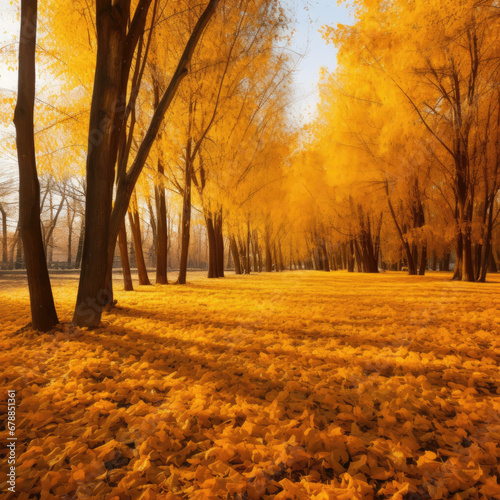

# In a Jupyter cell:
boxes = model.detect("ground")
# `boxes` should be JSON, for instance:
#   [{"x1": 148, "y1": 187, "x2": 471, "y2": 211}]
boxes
[{"x1": 1, "y1": 271, "x2": 500, "y2": 500}]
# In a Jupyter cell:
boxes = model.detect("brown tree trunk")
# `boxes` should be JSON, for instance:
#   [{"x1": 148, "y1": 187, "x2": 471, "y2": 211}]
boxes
[
  {"x1": 67, "y1": 210, "x2": 73, "y2": 266},
  {"x1": 418, "y1": 245, "x2": 427, "y2": 276},
  {"x1": 257, "y1": 237, "x2": 263, "y2": 272},
  {"x1": 230, "y1": 236, "x2": 241, "y2": 274},
  {"x1": 265, "y1": 236, "x2": 272, "y2": 272},
  {"x1": 206, "y1": 213, "x2": 217, "y2": 278},
  {"x1": 252, "y1": 234, "x2": 258, "y2": 272},
  {"x1": 274, "y1": 243, "x2": 280, "y2": 272},
  {"x1": 432, "y1": 251, "x2": 437, "y2": 271},
  {"x1": 321, "y1": 241, "x2": 330, "y2": 272},
  {"x1": 15, "y1": 231, "x2": 24, "y2": 269},
  {"x1": 14, "y1": 0, "x2": 58, "y2": 331},
  {"x1": 238, "y1": 236, "x2": 247, "y2": 273},
  {"x1": 178, "y1": 139, "x2": 193, "y2": 285},
  {"x1": 118, "y1": 219, "x2": 133, "y2": 291},
  {"x1": 246, "y1": 220, "x2": 251, "y2": 274},
  {"x1": 462, "y1": 226, "x2": 474, "y2": 282},
  {"x1": 453, "y1": 232, "x2": 463, "y2": 280},
  {"x1": 214, "y1": 211, "x2": 224, "y2": 277},
  {"x1": 478, "y1": 195, "x2": 495, "y2": 282},
  {"x1": 348, "y1": 239, "x2": 355, "y2": 272},
  {"x1": 147, "y1": 197, "x2": 157, "y2": 267},
  {"x1": 74, "y1": 220, "x2": 84, "y2": 269},
  {"x1": 155, "y1": 160, "x2": 168, "y2": 284},
  {"x1": 278, "y1": 241, "x2": 285, "y2": 271},
  {"x1": 0, "y1": 205, "x2": 8, "y2": 262},
  {"x1": 443, "y1": 252, "x2": 451, "y2": 272},
  {"x1": 73, "y1": 1, "x2": 129, "y2": 326},
  {"x1": 128, "y1": 205, "x2": 151, "y2": 286}
]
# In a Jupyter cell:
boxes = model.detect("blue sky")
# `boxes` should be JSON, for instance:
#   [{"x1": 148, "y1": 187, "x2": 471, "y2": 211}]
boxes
[{"x1": 288, "y1": 0, "x2": 353, "y2": 123}]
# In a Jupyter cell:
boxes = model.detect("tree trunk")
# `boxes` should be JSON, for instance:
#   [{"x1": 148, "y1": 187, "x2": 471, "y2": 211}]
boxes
[
  {"x1": 73, "y1": 1, "x2": 128, "y2": 327},
  {"x1": 453, "y1": 233, "x2": 463, "y2": 280},
  {"x1": 246, "y1": 220, "x2": 251, "y2": 274},
  {"x1": 74, "y1": 220, "x2": 84, "y2": 269},
  {"x1": 75, "y1": 0, "x2": 220, "y2": 327},
  {"x1": 178, "y1": 139, "x2": 193, "y2": 285},
  {"x1": 443, "y1": 252, "x2": 451, "y2": 272},
  {"x1": 354, "y1": 239, "x2": 364, "y2": 272},
  {"x1": 128, "y1": 205, "x2": 151, "y2": 286},
  {"x1": 147, "y1": 197, "x2": 157, "y2": 268},
  {"x1": 265, "y1": 236, "x2": 272, "y2": 272},
  {"x1": 418, "y1": 245, "x2": 427, "y2": 276},
  {"x1": 478, "y1": 195, "x2": 495, "y2": 282},
  {"x1": 118, "y1": 219, "x2": 133, "y2": 291},
  {"x1": 155, "y1": 160, "x2": 168, "y2": 284},
  {"x1": 206, "y1": 213, "x2": 217, "y2": 278},
  {"x1": 432, "y1": 251, "x2": 437, "y2": 271},
  {"x1": 348, "y1": 239, "x2": 355, "y2": 272},
  {"x1": 0, "y1": 205, "x2": 8, "y2": 262},
  {"x1": 226, "y1": 240, "x2": 233, "y2": 270},
  {"x1": 67, "y1": 216, "x2": 73, "y2": 266},
  {"x1": 256, "y1": 232, "x2": 263, "y2": 272},
  {"x1": 278, "y1": 241, "x2": 285, "y2": 271},
  {"x1": 321, "y1": 240, "x2": 330, "y2": 272},
  {"x1": 230, "y1": 236, "x2": 241, "y2": 274},
  {"x1": 238, "y1": 236, "x2": 247, "y2": 273},
  {"x1": 462, "y1": 227, "x2": 474, "y2": 282},
  {"x1": 214, "y1": 211, "x2": 224, "y2": 277},
  {"x1": 252, "y1": 233, "x2": 258, "y2": 272},
  {"x1": 14, "y1": 0, "x2": 58, "y2": 331},
  {"x1": 15, "y1": 232, "x2": 23, "y2": 269}
]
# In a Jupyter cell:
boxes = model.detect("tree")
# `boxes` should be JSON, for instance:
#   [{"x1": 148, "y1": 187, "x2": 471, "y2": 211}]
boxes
[
  {"x1": 73, "y1": 0, "x2": 220, "y2": 326},
  {"x1": 13, "y1": 0, "x2": 59, "y2": 331}
]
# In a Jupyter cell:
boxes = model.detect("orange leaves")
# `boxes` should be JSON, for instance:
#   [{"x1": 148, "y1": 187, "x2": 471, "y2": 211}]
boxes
[{"x1": 1, "y1": 272, "x2": 500, "y2": 498}]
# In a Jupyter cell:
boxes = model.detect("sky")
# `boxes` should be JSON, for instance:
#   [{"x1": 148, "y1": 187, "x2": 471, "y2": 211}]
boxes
[
  {"x1": 288, "y1": 0, "x2": 353, "y2": 123},
  {"x1": 0, "y1": 0, "x2": 19, "y2": 180}
]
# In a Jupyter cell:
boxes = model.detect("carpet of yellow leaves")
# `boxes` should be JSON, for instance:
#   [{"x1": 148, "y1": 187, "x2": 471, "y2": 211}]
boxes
[{"x1": 1, "y1": 271, "x2": 500, "y2": 500}]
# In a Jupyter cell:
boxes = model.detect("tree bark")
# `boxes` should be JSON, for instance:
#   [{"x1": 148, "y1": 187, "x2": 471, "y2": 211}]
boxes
[
  {"x1": 418, "y1": 245, "x2": 427, "y2": 276},
  {"x1": 118, "y1": 219, "x2": 133, "y2": 291},
  {"x1": 206, "y1": 213, "x2": 217, "y2": 278},
  {"x1": 214, "y1": 211, "x2": 224, "y2": 277},
  {"x1": 14, "y1": 0, "x2": 58, "y2": 331},
  {"x1": 74, "y1": 220, "x2": 84, "y2": 269},
  {"x1": 73, "y1": 0, "x2": 130, "y2": 326},
  {"x1": 0, "y1": 205, "x2": 8, "y2": 263},
  {"x1": 453, "y1": 232, "x2": 463, "y2": 280},
  {"x1": 128, "y1": 204, "x2": 151, "y2": 286},
  {"x1": 230, "y1": 236, "x2": 241, "y2": 274},
  {"x1": 265, "y1": 236, "x2": 272, "y2": 272},
  {"x1": 178, "y1": 137, "x2": 193, "y2": 285},
  {"x1": 246, "y1": 220, "x2": 251, "y2": 274},
  {"x1": 155, "y1": 161, "x2": 168, "y2": 284}
]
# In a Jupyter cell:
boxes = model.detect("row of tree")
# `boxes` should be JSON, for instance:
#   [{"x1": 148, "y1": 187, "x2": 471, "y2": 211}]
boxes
[
  {"x1": 299, "y1": 0, "x2": 500, "y2": 282},
  {"x1": 2, "y1": 0, "x2": 500, "y2": 333},
  {"x1": 1, "y1": 0, "x2": 299, "y2": 330}
]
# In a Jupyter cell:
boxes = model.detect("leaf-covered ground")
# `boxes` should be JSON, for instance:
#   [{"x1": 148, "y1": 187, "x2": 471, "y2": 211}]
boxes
[{"x1": 1, "y1": 271, "x2": 500, "y2": 500}]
